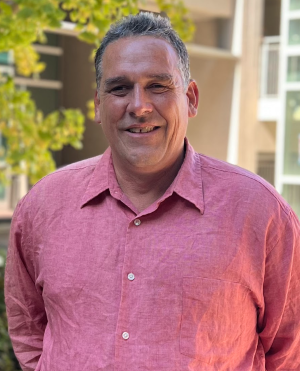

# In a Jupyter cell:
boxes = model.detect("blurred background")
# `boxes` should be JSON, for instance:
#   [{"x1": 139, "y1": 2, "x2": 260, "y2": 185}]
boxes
[{"x1": 0, "y1": 0, "x2": 299, "y2": 368}]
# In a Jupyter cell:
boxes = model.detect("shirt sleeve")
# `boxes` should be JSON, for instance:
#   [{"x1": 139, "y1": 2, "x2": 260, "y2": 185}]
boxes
[
  {"x1": 259, "y1": 209, "x2": 300, "y2": 370},
  {"x1": 5, "y1": 200, "x2": 47, "y2": 371}
]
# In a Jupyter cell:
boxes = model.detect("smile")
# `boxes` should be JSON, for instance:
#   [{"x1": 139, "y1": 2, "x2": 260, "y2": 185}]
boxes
[{"x1": 127, "y1": 126, "x2": 158, "y2": 133}]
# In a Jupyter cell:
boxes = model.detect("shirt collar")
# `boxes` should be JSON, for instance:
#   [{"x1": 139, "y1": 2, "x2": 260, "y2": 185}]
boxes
[
  {"x1": 172, "y1": 138, "x2": 204, "y2": 214},
  {"x1": 81, "y1": 138, "x2": 205, "y2": 214},
  {"x1": 80, "y1": 147, "x2": 111, "y2": 208}
]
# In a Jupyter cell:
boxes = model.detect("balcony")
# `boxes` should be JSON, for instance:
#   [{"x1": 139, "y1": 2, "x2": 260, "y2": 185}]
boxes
[
  {"x1": 143, "y1": 0, "x2": 234, "y2": 19},
  {"x1": 258, "y1": 36, "x2": 280, "y2": 122}
]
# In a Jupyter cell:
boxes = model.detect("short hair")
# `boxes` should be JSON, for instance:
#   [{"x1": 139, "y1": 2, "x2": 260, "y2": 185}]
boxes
[{"x1": 94, "y1": 12, "x2": 190, "y2": 90}]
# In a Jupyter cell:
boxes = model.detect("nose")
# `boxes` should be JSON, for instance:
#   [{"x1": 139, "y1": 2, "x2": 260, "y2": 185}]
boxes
[{"x1": 127, "y1": 84, "x2": 153, "y2": 117}]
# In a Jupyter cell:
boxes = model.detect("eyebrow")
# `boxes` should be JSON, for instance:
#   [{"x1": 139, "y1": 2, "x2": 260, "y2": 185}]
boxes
[
  {"x1": 104, "y1": 73, "x2": 175, "y2": 89},
  {"x1": 104, "y1": 76, "x2": 128, "y2": 88},
  {"x1": 147, "y1": 73, "x2": 174, "y2": 82}
]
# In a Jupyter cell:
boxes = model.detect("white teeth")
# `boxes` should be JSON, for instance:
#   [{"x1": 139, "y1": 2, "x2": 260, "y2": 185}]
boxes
[{"x1": 128, "y1": 126, "x2": 156, "y2": 133}]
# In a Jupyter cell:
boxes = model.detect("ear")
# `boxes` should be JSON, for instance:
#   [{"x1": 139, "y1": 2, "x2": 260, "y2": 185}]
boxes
[
  {"x1": 186, "y1": 80, "x2": 199, "y2": 118},
  {"x1": 94, "y1": 90, "x2": 101, "y2": 123}
]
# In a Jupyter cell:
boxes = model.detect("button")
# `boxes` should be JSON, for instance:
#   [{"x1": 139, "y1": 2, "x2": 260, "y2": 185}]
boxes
[
  {"x1": 128, "y1": 273, "x2": 135, "y2": 281},
  {"x1": 134, "y1": 219, "x2": 141, "y2": 226},
  {"x1": 122, "y1": 332, "x2": 129, "y2": 340}
]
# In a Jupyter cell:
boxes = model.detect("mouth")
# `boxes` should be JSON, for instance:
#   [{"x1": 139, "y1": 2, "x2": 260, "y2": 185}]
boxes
[{"x1": 127, "y1": 126, "x2": 159, "y2": 133}]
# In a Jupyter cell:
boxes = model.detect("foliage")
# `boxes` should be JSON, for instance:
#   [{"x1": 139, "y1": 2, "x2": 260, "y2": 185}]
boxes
[
  {"x1": 0, "y1": 76, "x2": 84, "y2": 184},
  {"x1": 0, "y1": 250, "x2": 21, "y2": 371},
  {"x1": 0, "y1": 0, "x2": 194, "y2": 184},
  {"x1": 155, "y1": 0, "x2": 194, "y2": 42}
]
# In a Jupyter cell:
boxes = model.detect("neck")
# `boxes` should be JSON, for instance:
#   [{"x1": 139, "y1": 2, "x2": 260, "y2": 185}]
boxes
[{"x1": 112, "y1": 151, "x2": 185, "y2": 213}]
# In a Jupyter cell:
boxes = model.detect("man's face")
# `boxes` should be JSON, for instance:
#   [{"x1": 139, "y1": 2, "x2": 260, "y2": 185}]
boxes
[{"x1": 95, "y1": 36, "x2": 198, "y2": 173}]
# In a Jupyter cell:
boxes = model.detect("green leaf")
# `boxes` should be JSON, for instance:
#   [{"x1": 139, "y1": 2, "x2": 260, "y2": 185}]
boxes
[
  {"x1": 41, "y1": 3, "x2": 56, "y2": 14},
  {"x1": 0, "y1": 2, "x2": 13, "y2": 15},
  {"x1": 78, "y1": 31, "x2": 98, "y2": 44},
  {"x1": 17, "y1": 7, "x2": 35, "y2": 19}
]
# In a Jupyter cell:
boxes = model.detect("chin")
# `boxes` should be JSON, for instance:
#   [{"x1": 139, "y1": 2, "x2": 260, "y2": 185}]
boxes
[{"x1": 127, "y1": 153, "x2": 162, "y2": 169}]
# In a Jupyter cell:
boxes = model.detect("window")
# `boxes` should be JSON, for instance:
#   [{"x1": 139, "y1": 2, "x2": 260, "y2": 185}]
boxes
[
  {"x1": 289, "y1": 19, "x2": 300, "y2": 45},
  {"x1": 287, "y1": 56, "x2": 300, "y2": 81},
  {"x1": 284, "y1": 91, "x2": 300, "y2": 175},
  {"x1": 0, "y1": 52, "x2": 9, "y2": 65},
  {"x1": 256, "y1": 153, "x2": 275, "y2": 186},
  {"x1": 290, "y1": 0, "x2": 300, "y2": 11}
]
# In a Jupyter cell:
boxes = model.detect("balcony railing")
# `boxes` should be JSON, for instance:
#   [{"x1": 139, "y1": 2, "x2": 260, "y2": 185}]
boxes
[{"x1": 260, "y1": 36, "x2": 280, "y2": 98}]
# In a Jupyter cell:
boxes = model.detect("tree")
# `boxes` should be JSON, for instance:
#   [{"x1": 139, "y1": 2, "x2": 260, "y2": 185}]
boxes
[{"x1": 0, "y1": 0, "x2": 194, "y2": 185}]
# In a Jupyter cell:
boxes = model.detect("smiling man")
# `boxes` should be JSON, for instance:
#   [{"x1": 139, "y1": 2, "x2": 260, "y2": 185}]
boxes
[
  {"x1": 94, "y1": 34, "x2": 198, "y2": 211},
  {"x1": 5, "y1": 12, "x2": 300, "y2": 371}
]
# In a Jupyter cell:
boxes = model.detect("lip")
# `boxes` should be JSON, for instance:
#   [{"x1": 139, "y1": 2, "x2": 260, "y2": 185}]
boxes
[
  {"x1": 125, "y1": 123, "x2": 159, "y2": 130},
  {"x1": 123, "y1": 126, "x2": 161, "y2": 139},
  {"x1": 123, "y1": 124, "x2": 160, "y2": 135}
]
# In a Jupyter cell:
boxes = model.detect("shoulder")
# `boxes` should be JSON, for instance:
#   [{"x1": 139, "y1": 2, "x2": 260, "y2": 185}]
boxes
[
  {"x1": 197, "y1": 153, "x2": 291, "y2": 217},
  {"x1": 34, "y1": 155, "x2": 102, "y2": 193},
  {"x1": 195, "y1": 153, "x2": 298, "y2": 253},
  {"x1": 16, "y1": 155, "x2": 103, "y2": 216},
  {"x1": 39, "y1": 155, "x2": 101, "y2": 180}
]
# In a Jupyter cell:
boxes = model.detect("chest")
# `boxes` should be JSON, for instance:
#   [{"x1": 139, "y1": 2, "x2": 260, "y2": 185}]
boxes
[{"x1": 34, "y1": 195, "x2": 265, "y2": 304}]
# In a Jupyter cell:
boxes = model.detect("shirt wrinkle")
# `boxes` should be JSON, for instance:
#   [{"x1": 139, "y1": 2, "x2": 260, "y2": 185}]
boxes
[{"x1": 265, "y1": 214, "x2": 291, "y2": 256}]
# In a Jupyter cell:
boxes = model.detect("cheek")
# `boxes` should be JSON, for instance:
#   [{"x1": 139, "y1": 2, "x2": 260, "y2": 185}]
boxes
[
  {"x1": 154, "y1": 98, "x2": 178, "y2": 122},
  {"x1": 100, "y1": 108, "x2": 120, "y2": 133},
  {"x1": 171, "y1": 107, "x2": 189, "y2": 140},
  {"x1": 100, "y1": 95, "x2": 125, "y2": 118}
]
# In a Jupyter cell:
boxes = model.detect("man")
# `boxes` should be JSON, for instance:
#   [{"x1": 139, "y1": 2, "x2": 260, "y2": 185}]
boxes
[{"x1": 5, "y1": 12, "x2": 300, "y2": 371}]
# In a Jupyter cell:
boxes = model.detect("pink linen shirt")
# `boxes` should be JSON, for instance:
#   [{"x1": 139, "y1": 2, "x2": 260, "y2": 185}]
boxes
[{"x1": 5, "y1": 140, "x2": 300, "y2": 371}]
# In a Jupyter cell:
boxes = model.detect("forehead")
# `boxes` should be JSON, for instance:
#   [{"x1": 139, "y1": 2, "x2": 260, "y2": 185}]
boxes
[{"x1": 101, "y1": 36, "x2": 181, "y2": 81}]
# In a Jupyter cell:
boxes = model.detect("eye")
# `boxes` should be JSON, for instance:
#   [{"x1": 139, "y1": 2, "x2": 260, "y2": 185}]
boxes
[
  {"x1": 110, "y1": 86, "x2": 130, "y2": 96},
  {"x1": 149, "y1": 83, "x2": 169, "y2": 93}
]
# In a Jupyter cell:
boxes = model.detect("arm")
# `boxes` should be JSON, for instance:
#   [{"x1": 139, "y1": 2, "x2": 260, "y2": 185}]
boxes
[
  {"x1": 259, "y1": 210, "x2": 300, "y2": 370},
  {"x1": 5, "y1": 200, "x2": 47, "y2": 371}
]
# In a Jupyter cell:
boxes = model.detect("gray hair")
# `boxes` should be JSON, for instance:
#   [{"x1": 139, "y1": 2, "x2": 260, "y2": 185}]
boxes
[{"x1": 94, "y1": 12, "x2": 190, "y2": 90}]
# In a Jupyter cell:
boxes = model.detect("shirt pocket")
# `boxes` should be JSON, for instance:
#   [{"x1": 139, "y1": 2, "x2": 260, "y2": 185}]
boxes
[{"x1": 180, "y1": 276, "x2": 257, "y2": 364}]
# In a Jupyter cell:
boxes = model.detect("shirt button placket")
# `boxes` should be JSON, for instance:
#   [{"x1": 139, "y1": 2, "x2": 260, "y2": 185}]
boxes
[
  {"x1": 127, "y1": 273, "x2": 135, "y2": 281},
  {"x1": 134, "y1": 219, "x2": 141, "y2": 226},
  {"x1": 115, "y1": 217, "x2": 142, "y2": 366},
  {"x1": 122, "y1": 331, "x2": 129, "y2": 340}
]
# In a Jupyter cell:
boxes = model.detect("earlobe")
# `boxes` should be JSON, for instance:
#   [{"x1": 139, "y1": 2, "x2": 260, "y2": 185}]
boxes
[
  {"x1": 187, "y1": 80, "x2": 199, "y2": 118},
  {"x1": 94, "y1": 90, "x2": 101, "y2": 123},
  {"x1": 189, "y1": 102, "x2": 197, "y2": 117}
]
